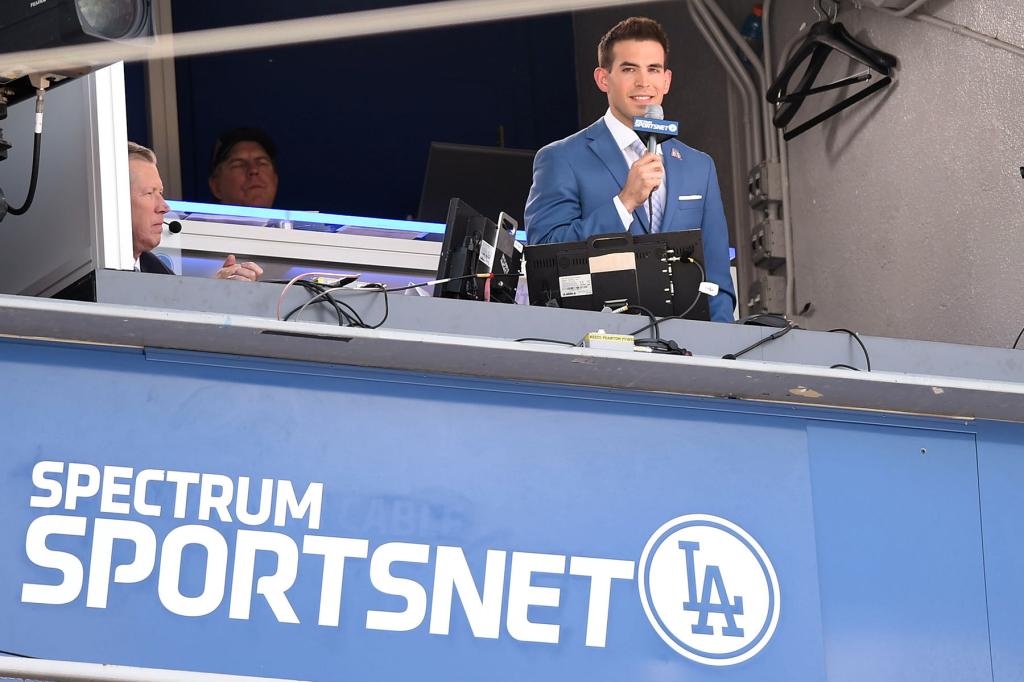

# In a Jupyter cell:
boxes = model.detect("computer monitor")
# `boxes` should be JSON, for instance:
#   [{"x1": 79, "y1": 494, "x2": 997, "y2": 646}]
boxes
[
  {"x1": 433, "y1": 198, "x2": 522, "y2": 303},
  {"x1": 417, "y1": 143, "x2": 536, "y2": 224},
  {"x1": 523, "y1": 231, "x2": 711, "y2": 320}
]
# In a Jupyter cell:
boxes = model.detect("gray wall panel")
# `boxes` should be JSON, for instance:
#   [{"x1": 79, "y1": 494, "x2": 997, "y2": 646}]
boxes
[
  {"x1": 0, "y1": 78, "x2": 96, "y2": 295},
  {"x1": 770, "y1": 0, "x2": 1024, "y2": 347}
]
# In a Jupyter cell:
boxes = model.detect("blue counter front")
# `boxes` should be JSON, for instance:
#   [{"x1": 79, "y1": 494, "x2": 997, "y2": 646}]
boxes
[{"x1": 0, "y1": 333, "x2": 1018, "y2": 681}]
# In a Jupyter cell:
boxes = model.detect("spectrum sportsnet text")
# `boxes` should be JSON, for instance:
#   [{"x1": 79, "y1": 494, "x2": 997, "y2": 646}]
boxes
[{"x1": 21, "y1": 460, "x2": 779, "y2": 663}]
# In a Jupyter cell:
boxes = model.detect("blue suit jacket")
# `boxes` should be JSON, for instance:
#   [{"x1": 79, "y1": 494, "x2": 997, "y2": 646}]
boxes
[{"x1": 524, "y1": 118, "x2": 735, "y2": 322}]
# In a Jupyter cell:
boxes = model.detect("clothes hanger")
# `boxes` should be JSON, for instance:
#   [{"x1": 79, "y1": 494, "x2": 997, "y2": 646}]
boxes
[{"x1": 766, "y1": 0, "x2": 898, "y2": 140}]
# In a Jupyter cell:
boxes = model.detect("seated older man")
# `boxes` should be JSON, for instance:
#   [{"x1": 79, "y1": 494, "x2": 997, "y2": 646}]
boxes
[{"x1": 129, "y1": 141, "x2": 263, "y2": 280}]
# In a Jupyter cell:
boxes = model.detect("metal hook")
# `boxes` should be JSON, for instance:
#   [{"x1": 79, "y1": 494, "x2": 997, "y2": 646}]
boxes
[
  {"x1": 812, "y1": 0, "x2": 825, "y2": 21},
  {"x1": 827, "y1": 0, "x2": 840, "y2": 22},
  {"x1": 815, "y1": 0, "x2": 840, "y2": 22}
]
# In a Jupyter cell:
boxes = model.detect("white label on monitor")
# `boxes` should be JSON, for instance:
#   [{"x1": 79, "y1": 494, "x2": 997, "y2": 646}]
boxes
[
  {"x1": 559, "y1": 274, "x2": 593, "y2": 298},
  {"x1": 478, "y1": 240, "x2": 496, "y2": 270}
]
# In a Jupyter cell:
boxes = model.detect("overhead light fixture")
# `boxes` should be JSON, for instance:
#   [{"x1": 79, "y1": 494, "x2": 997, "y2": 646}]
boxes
[
  {"x1": 0, "y1": 0, "x2": 153, "y2": 221},
  {"x1": 0, "y1": 0, "x2": 154, "y2": 105}
]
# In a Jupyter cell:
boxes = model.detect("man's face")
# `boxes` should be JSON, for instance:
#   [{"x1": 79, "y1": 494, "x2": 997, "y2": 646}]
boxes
[
  {"x1": 129, "y1": 158, "x2": 169, "y2": 259},
  {"x1": 594, "y1": 39, "x2": 672, "y2": 127},
  {"x1": 208, "y1": 141, "x2": 279, "y2": 208}
]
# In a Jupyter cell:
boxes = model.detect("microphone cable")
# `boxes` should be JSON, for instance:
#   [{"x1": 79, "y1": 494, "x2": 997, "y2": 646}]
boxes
[{"x1": 3, "y1": 80, "x2": 51, "y2": 221}]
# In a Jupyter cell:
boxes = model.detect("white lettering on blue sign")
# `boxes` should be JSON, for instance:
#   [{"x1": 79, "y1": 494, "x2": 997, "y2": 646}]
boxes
[
  {"x1": 21, "y1": 461, "x2": 778, "y2": 665},
  {"x1": 632, "y1": 117, "x2": 680, "y2": 135}
]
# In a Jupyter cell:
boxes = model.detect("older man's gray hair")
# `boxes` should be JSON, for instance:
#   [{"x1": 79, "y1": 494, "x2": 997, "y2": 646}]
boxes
[{"x1": 127, "y1": 141, "x2": 157, "y2": 164}]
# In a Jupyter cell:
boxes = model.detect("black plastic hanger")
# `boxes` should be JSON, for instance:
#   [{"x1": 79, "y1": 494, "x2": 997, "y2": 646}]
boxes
[{"x1": 767, "y1": 20, "x2": 898, "y2": 140}]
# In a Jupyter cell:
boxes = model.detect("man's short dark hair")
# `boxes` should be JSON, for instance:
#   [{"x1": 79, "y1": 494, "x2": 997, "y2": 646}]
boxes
[
  {"x1": 597, "y1": 17, "x2": 670, "y2": 70},
  {"x1": 208, "y1": 127, "x2": 277, "y2": 178}
]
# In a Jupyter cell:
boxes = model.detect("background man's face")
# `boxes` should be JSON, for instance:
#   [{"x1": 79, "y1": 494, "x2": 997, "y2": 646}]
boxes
[
  {"x1": 129, "y1": 159, "x2": 169, "y2": 258},
  {"x1": 209, "y1": 141, "x2": 279, "y2": 208},
  {"x1": 594, "y1": 39, "x2": 672, "y2": 127}
]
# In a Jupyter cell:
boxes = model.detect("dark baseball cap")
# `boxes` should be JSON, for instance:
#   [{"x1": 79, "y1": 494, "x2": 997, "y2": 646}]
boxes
[{"x1": 209, "y1": 128, "x2": 278, "y2": 177}]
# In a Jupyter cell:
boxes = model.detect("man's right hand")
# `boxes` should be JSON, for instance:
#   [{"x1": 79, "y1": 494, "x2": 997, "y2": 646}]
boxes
[{"x1": 618, "y1": 153, "x2": 664, "y2": 213}]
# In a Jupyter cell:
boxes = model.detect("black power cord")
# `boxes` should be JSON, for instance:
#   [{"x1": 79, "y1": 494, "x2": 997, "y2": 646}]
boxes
[
  {"x1": 2, "y1": 82, "x2": 49, "y2": 222},
  {"x1": 722, "y1": 323, "x2": 798, "y2": 360},
  {"x1": 829, "y1": 328, "x2": 871, "y2": 371},
  {"x1": 635, "y1": 338, "x2": 693, "y2": 355},
  {"x1": 625, "y1": 259, "x2": 711, "y2": 339},
  {"x1": 515, "y1": 337, "x2": 579, "y2": 347},
  {"x1": 1012, "y1": 326, "x2": 1024, "y2": 350},
  {"x1": 281, "y1": 274, "x2": 511, "y2": 330},
  {"x1": 623, "y1": 304, "x2": 660, "y2": 339},
  {"x1": 282, "y1": 280, "x2": 366, "y2": 327}
]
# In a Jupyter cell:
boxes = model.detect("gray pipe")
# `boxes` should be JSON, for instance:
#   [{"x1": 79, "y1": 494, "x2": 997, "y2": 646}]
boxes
[
  {"x1": 696, "y1": 0, "x2": 777, "y2": 162},
  {"x1": 688, "y1": 0, "x2": 764, "y2": 165},
  {"x1": 762, "y1": 0, "x2": 795, "y2": 317},
  {"x1": 686, "y1": 0, "x2": 759, "y2": 169}
]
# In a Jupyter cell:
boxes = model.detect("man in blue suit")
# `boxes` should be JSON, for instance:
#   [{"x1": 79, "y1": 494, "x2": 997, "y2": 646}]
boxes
[{"x1": 525, "y1": 17, "x2": 736, "y2": 322}]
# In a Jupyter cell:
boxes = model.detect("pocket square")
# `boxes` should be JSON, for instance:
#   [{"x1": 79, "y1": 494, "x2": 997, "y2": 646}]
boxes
[{"x1": 678, "y1": 194, "x2": 703, "y2": 201}]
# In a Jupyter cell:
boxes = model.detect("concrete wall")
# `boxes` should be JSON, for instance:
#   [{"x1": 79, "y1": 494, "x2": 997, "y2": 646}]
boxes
[{"x1": 769, "y1": 0, "x2": 1023, "y2": 347}]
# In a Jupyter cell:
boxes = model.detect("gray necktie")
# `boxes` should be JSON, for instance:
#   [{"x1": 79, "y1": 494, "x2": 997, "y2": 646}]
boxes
[{"x1": 630, "y1": 139, "x2": 665, "y2": 233}]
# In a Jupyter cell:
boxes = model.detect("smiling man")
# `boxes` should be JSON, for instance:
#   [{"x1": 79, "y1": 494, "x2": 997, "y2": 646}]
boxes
[
  {"x1": 208, "y1": 128, "x2": 279, "y2": 208},
  {"x1": 524, "y1": 16, "x2": 735, "y2": 322}
]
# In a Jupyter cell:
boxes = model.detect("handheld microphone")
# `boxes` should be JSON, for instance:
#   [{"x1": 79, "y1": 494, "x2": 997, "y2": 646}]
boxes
[
  {"x1": 164, "y1": 219, "x2": 182, "y2": 234},
  {"x1": 639, "y1": 104, "x2": 666, "y2": 231},
  {"x1": 643, "y1": 104, "x2": 663, "y2": 154},
  {"x1": 632, "y1": 104, "x2": 679, "y2": 150}
]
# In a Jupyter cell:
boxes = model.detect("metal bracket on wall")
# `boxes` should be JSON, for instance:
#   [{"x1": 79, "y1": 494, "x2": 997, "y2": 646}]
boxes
[
  {"x1": 748, "y1": 272, "x2": 788, "y2": 314},
  {"x1": 751, "y1": 218, "x2": 786, "y2": 271},
  {"x1": 748, "y1": 160, "x2": 783, "y2": 209}
]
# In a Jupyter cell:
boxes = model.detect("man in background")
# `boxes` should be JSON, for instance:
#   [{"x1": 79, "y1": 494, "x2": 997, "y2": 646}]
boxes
[
  {"x1": 129, "y1": 141, "x2": 263, "y2": 281},
  {"x1": 208, "y1": 128, "x2": 279, "y2": 208}
]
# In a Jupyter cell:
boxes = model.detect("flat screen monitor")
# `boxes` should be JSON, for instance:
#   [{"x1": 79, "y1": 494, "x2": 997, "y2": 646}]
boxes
[
  {"x1": 433, "y1": 198, "x2": 522, "y2": 303},
  {"x1": 523, "y1": 231, "x2": 711, "y2": 320},
  {"x1": 417, "y1": 143, "x2": 535, "y2": 224}
]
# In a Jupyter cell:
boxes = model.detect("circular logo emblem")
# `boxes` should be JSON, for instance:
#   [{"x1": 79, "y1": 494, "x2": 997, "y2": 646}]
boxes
[
  {"x1": 638, "y1": 515, "x2": 780, "y2": 666},
  {"x1": 668, "y1": 123, "x2": 679, "y2": 133}
]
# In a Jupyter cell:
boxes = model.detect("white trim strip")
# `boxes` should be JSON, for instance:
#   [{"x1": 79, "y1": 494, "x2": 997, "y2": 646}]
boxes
[{"x1": 0, "y1": 657, "x2": 309, "y2": 682}]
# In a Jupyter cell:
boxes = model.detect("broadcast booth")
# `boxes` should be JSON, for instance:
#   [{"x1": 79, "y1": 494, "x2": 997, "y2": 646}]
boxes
[{"x1": 0, "y1": 4, "x2": 1023, "y2": 682}]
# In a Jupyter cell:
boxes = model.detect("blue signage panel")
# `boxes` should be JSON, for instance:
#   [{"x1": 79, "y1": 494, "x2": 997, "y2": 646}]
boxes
[
  {"x1": 975, "y1": 421, "x2": 1024, "y2": 682},
  {"x1": 806, "y1": 423, "x2": 992, "y2": 681},
  {"x1": 0, "y1": 340, "x2": 827, "y2": 680}
]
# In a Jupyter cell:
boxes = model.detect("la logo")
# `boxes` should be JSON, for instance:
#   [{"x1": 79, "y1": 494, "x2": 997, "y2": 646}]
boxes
[
  {"x1": 639, "y1": 515, "x2": 781, "y2": 666},
  {"x1": 679, "y1": 540, "x2": 745, "y2": 637}
]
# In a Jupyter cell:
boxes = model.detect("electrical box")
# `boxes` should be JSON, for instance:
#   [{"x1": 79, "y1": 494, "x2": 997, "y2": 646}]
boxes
[
  {"x1": 748, "y1": 161, "x2": 783, "y2": 209},
  {"x1": 751, "y1": 218, "x2": 786, "y2": 271},
  {"x1": 748, "y1": 273, "x2": 787, "y2": 314}
]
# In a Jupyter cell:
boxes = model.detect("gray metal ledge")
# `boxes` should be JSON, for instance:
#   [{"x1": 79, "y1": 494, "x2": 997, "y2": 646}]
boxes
[{"x1": 2, "y1": 292, "x2": 1023, "y2": 423}]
